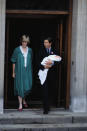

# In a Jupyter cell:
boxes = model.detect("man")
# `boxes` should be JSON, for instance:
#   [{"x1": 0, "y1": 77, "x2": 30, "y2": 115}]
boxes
[{"x1": 37, "y1": 37, "x2": 58, "y2": 114}]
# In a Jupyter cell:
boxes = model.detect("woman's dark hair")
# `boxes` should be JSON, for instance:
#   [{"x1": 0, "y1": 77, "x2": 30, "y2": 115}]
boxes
[{"x1": 44, "y1": 37, "x2": 53, "y2": 44}]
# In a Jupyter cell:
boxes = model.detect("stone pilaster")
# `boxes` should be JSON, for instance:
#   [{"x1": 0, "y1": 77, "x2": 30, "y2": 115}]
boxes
[
  {"x1": 70, "y1": 0, "x2": 87, "y2": 112},
  {"x1": 0, "y1": 0, "x2": 6, "y2": 113}
]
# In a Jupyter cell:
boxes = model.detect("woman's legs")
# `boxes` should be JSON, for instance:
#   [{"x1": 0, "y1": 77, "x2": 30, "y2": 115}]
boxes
[
  {"x1": 23, "y1": 97, "x2": 28, "y2": 108},
  {"x1": 18, "y1": 96, "x2": 22, "y2": 109},
  {"x1": 18, "y1": 96, "x2": 28, "y2": 110},
  {"x1": 23, "y1": 98, "x2": 27, "y2": 105}
]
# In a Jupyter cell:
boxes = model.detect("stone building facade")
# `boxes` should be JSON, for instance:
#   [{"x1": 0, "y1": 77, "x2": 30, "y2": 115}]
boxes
[{"x1": 0, "y1": 0, "x2": 87, "y2": 113}]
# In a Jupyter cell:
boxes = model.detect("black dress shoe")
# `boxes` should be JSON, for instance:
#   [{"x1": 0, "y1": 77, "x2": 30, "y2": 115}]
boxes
[
  {"x1": 43, "y1": 110, "x2": 49, "y2": 114},
  {"x1": 48, "y1": 108, "x2": 50, "y2": 112}
]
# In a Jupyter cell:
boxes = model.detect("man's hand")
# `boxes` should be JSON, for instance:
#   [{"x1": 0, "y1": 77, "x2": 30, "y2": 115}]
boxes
[
  {"x1": 45, "y1": 59, "x2": 53, "y2": 65},
  {"x1": 44, "y1": 64, "x2": 52, "y2": 69}
]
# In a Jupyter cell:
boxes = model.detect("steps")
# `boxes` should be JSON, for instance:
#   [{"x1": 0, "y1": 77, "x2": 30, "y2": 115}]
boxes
[
  {"x1": 0, "y1": 109, "x2": 87, "y2": 131},
  {"x1": 0, "y1": 123, "x2": 87, "y2": 131},
  {"x1": 0, "y1": 115, "x2": 72, "y2": 124}
]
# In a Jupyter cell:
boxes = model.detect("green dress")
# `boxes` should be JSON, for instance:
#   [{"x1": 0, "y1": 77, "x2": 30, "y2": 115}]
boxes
[{"x1": 11, "y1": 46, "x2": 32, "y2": 98}]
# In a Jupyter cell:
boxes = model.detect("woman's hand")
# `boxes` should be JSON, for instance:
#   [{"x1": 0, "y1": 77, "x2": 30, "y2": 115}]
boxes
[
  {"x1": 12, "y1": 72, "x2": 15, "y2": 78},
  {"x1": 12, "y1": 64, "x2": 15, "y2": 78}
]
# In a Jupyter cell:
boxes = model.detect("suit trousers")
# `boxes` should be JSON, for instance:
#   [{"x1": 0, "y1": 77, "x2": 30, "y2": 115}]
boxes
[{"x1": 42, "y1": 80, "x2": 50, "y2": 112}]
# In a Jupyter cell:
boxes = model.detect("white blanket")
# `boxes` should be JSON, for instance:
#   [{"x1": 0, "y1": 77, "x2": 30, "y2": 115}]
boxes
[{"x1": 38, "y1": 55, "x2": 62, "y2": 85}]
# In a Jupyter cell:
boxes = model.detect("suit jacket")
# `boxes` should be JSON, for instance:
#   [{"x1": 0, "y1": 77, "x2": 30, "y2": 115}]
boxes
[{"x1": 37, "y1": 45, "x2": 58, "y2": 87}]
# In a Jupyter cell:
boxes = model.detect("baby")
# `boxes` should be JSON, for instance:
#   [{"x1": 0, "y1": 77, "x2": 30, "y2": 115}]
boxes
[{"x1": 38, "y1": 55, "x2": 62, "y2": 85}]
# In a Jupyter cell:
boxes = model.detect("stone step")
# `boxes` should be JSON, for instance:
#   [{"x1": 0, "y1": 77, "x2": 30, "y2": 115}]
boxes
[
  {"x1": 72, "y1": 116, "x2": 87, "y2": 123},
  {"x1": 0, "y1": 109, "x2": 73, "y2": 124},
  {"x1": 0, "y1": 123, "x2": 87, "y2": 131},
  {"x1": 0, "y1": 115, "x2": 72, "y2": 124},
  {"x1": 1, "y1": 115, "x2": 87, "y2": 125},
  {"x1": 1, "y1": 109, "x2": 87, "y2": 125}
]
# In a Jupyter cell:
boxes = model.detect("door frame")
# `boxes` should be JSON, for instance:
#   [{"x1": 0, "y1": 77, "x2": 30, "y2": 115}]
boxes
[{"x1": 5, "y1": 0, "x2": 72, "y2": 109}]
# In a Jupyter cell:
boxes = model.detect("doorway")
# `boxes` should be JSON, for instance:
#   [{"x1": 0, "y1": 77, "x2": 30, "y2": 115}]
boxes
[{"x1": 5, "y1": 14, "x2": 70, "y2": 109}]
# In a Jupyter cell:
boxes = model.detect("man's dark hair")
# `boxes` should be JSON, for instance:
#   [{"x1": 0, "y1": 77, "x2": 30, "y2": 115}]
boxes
[{"x1": 44, "y1": 37, "x2": 53, "y2": 44}]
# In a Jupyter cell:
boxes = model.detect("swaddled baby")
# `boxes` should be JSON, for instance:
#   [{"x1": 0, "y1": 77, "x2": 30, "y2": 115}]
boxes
[{"x1": 38, "y1": 55, "x2": 62, "y2": 85}]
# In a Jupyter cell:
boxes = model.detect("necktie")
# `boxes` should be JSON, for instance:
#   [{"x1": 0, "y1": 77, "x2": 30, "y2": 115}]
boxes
[{"x1": 47, "y1": 48, "x2": 50, "y2": 54}]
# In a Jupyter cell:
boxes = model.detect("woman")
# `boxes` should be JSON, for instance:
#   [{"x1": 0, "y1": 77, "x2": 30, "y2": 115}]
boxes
[{"x1": 11, "y1": 35, "x2": 33, "y2": 111}]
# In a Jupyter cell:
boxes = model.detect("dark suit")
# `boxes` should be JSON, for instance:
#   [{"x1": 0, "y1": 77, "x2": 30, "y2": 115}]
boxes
[{"x1": 37, "y1": 45, "x2": 58, "y2": 112}]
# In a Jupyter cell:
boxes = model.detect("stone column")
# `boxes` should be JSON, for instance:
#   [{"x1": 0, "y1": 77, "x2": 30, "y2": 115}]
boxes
[
  {"x1": 0, "y1": 0, "x2": 6, "y2": 113},
  {"x1": 70, "y1": 0, "x2": 87, "y2": 112}
]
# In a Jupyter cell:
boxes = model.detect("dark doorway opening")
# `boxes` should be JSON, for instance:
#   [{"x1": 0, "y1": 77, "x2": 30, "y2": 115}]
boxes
[{"x1": 5, "y1": 15, "x2": 68, "y2": 109}]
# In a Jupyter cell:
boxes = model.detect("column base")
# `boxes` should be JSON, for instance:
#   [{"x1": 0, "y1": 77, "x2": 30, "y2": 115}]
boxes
[
  {"x1": 70, "y1": 97, "x2": 87, "y2": 112},
  {"x1": 0, "y1": 98, "x2": 3, "y2": 114}
]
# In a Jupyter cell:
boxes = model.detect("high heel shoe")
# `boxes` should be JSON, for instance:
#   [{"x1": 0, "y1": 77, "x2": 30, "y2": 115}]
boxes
[
  {"x1": 23, "y1": 103, "x2": 28, "y2": 108},
  {"x1": 18, "y1": 108, "x2": 23, "y2": 111}
]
